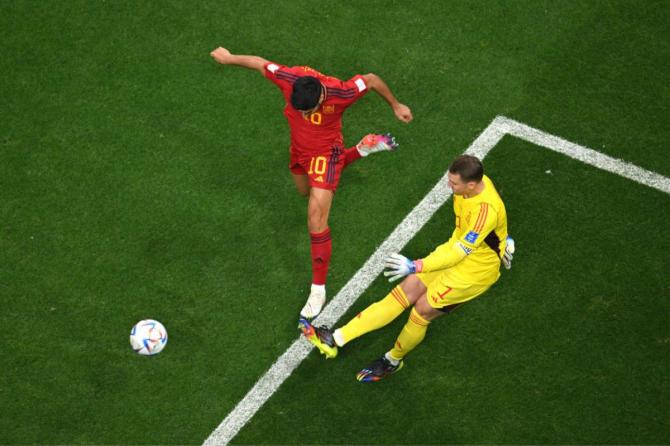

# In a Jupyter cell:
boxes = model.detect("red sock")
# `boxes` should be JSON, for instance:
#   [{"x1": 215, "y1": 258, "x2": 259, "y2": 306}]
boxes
[
  {"x1": 310, "y1": 228, "x2": 332, "y2": 285},
  {"x1": 343, "y1": 146, "x2": 362, "y2": 167}
]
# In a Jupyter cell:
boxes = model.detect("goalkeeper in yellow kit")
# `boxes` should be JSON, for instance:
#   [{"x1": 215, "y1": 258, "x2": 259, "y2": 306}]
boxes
[{"x1": 299, "y1": 154, "x2": 515, "y2": 382}]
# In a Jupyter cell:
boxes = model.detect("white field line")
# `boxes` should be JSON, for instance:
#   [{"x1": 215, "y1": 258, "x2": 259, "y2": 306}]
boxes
[
  {"x1": 203, "y1": 116, "x2": 670, "y2": 446},
  {"x1": 495, "y1": 117, "x2": 670, "y2": 195}
]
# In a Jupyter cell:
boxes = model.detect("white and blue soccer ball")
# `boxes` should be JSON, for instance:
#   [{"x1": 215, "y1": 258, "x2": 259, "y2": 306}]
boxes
[{"x1": 130, "y1": 319, "x2": 168, "y2": 355}]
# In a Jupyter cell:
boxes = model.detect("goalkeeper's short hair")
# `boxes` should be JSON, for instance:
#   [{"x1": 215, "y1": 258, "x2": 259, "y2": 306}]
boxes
[
  {"x1": 291, "y1": 76, "x2": 322, "y2": 111},
  {"x1": 449, "y1": 155, "x2": 484, "y2": 182}
]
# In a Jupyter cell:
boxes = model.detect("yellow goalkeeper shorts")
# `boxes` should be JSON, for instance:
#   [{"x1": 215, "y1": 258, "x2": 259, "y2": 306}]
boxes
[{"x1": 416, "y1": 270, "x2": 491, "y2": 309}]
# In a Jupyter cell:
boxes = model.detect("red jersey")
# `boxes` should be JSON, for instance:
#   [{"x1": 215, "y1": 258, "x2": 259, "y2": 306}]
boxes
[{"x1": 263, "y1": 62, "x2": 369, "y2": 156}]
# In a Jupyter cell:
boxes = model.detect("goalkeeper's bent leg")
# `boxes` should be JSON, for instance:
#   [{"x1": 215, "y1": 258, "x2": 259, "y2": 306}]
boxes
[
  {"x1": 336, "y1": 285, "x2": 410, "y2": 346},
  {"x1": 388, "y1": 307, "x2": 430, "y2": 360}
]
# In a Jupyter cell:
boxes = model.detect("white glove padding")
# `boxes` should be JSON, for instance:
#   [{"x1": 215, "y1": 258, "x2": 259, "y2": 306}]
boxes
[
  {"x1": 502, "y1": 236, "x2": 515, "y2": 270},
  {"x1": 383, "y1": 253, "x2": 416, "y2": 282}
]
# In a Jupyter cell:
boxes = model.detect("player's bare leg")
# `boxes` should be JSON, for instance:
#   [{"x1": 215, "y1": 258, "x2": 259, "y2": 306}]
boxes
[
  {"x1": 292, "y1": 173, "x2": 310, "y2": 197},
  {"x1": 300, "y1": 187, "x2": 334, "y2": 319},
  {"x1": 398, "y1": 275, "x2": 427, "y2": 305},
  {"x1": 307, "y1": 187, "x2": 333, "y2": 233},
  {"x1": 413, "y1": 293, "x2": 446, "y2": 322}
]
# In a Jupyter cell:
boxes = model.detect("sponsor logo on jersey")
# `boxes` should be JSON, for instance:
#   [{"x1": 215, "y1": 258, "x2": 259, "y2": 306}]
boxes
[
  {"x1": 458, "y1": 242, "x2": 473, "y2": 255},
  {"x1": 323, "y1": 105, "x2": 335, "y2": 114},
  {"x1": 465, "y1": 231, "x2": 479, "y2": 244},
  {"x1": 314, "y1": 175, "x2": 324, "y2": 183}
]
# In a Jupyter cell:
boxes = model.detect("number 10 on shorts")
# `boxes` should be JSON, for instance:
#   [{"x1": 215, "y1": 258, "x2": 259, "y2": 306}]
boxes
[{"x1": 308, "y1": 156, "x2": 327, "y2": 175}]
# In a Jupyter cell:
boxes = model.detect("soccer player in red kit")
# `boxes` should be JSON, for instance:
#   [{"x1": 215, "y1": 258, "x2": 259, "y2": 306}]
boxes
[{"x1": 210, "y1": 47, "x2": 413, "y2": 319}]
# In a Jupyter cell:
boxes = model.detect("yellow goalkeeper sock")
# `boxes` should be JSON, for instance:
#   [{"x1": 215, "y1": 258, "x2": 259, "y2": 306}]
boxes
[
  {"x1": 389, "y1": 307, "x2": 430, "y2": 360},
  {"x1": 336, "y1": 286, "x2": 410, "y2": 346}
]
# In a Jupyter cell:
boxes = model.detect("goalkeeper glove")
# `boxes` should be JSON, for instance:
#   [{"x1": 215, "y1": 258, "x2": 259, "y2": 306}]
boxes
[
  {"x1": 383, "y1": 253, "x2": 422, "y2": 282},
  {"x1": 502, "y1": 236, "x2": 515, "y2": 270}
]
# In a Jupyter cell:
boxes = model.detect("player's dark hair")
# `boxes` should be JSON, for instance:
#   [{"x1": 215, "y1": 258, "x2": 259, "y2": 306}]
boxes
[
  {"x1": 291, "y1": 76, "x2": 322, "y2": 111},
  {"x1": 449, "y1": 155, "x2": 484, "y2": 182}
]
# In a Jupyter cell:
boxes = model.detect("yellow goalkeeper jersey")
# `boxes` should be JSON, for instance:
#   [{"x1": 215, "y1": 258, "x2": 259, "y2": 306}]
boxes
[{"x1": 421, "y1": 175, "x2": 509, "y2": 286}]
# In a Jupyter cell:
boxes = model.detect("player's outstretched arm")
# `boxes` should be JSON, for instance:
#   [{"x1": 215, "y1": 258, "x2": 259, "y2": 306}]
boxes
[
  {"x1": 210, "y1": 47, "x2": 268, "y2": 74},
  {"x1": 362, "y1": 73, "x2": 413, "y2": 123}
]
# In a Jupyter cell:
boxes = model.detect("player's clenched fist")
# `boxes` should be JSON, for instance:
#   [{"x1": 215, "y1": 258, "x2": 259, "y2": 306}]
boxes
[
  {"x1": 393, "y1": 103, "x2": 413, "y2": 123},
  {"x1": 210, "y1": 47, "x2": 231, "y2": 64}
]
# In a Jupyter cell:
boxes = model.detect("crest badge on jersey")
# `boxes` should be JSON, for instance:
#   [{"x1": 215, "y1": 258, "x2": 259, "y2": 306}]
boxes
[{"x1": 323, "y1": 105, "x2": 335, "y2": 114}]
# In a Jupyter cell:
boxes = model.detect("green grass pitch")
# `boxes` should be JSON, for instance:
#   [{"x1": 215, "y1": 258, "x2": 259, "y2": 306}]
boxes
[{"x1": 1, "y1": 0, "x2": 668, "y2": 444}]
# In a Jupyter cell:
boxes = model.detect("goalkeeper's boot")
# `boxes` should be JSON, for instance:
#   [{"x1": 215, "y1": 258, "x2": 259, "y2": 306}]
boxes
[
  {"x1": 356, "y1": 355, "x2": 404, "y2": 382},
  {"x1": 356, "y1": 133, "x2": 398, "y2": 157},
  {"x1": 298, "y1": 318, "x2": 338, "y2": 359},
  {"x1": 300, "y1": 284, "x2": 326, "y2": 319}
]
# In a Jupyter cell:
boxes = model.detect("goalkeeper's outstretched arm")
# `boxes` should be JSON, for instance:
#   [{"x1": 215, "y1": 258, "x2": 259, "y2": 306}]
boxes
[
  {"x1": 210, "y1": 47, "x2": 268, "y2": 74},
  {"x1": 382, "y1": 242, "x2": 469, "y2": 282}
]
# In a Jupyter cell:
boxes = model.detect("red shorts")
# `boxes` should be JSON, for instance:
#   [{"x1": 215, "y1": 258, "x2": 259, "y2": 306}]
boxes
[{"x1": 289, "y1": 146, "x2": 345, "y2": 192}]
